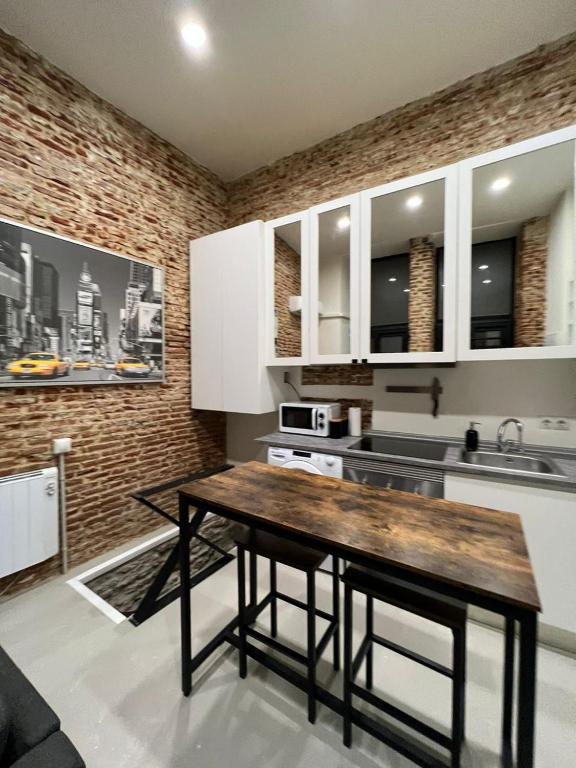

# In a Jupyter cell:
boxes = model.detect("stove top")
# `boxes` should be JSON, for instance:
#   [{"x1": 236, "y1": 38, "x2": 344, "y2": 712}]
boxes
[{"x1": 350, "y1": 435, "x2": 450, "y2": 462}]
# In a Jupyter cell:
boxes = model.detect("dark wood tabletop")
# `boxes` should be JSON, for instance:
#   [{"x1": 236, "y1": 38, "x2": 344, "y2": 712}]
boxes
[{"x1": 179, "y1": 461, "x2": 541, "y2": 612}]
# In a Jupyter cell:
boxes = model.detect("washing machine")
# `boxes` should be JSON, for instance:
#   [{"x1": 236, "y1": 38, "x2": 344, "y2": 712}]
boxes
[{"x1": 267, "y1": 447, "x2": 343, "y2": 478}]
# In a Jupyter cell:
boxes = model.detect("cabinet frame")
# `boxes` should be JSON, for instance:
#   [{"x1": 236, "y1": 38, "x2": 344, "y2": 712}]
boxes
[
  {"x1": 457, "y1": 124, "x2": 576, "y2": 361},
  {"x1": 264, "y1": 210, "x2": 311, "y2": 366},
  {"x1": 309, "y1": 193, "x2": 361, "y2": 364},
  {"x1": 359, "y1": 164, "x2": 459, "y2": 363}
]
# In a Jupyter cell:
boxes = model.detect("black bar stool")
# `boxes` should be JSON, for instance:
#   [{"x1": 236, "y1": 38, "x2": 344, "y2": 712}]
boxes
[
  {"x1": 234, "y1": 526, "x2": 340, "y2": 724},
  {"x1": 342, "y1": 565, "x2": 467, "y2": 767}
]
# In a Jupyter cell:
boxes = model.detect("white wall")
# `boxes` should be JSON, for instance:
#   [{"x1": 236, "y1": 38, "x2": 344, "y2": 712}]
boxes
[
  {"x1": 227, "y1": 359, "x2": 576, "y2": 461},
  {"x1": 546, "y1": 186, "x2": 575, "y2": 345}
]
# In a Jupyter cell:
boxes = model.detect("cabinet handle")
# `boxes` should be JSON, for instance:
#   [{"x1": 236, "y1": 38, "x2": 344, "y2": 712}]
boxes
[
  {"x1": 361, "y1": 358, "x2": 368, "y2": 364},
  {"x1": 351, "y1": 358, "x2": 358, "y2": 364}
]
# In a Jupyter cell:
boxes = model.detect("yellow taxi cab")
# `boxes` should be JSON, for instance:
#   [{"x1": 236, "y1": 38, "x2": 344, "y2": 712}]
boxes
[
  {"x1": 72, "y1": 360, "x2": 91, "y2": 370},
  {"x1": 115, "y1": 357, "x2": 150, "y2": 378},
  {"x1": 7, "y1": 352, "x2": 70, "y2": 379}
]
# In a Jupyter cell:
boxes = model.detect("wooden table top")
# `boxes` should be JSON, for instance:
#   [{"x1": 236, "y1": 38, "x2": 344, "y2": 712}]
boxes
[{"x1": 179, "y1": 462, "x2": 541, "y2": 612}]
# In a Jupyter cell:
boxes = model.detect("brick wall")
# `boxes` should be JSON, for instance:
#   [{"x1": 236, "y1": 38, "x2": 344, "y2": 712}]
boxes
[
  {"x1": 408, "y1": 237, "x2": 436, "y2": 353},
  {"x1": 515, "y1": 217, "x2": 549, "y2": 347},
  {"x1": 274, "y1": 236, "x2": 302, "y2": 358},
  {"x1": 228, "y1": 34, "x2": 576, "y2": 226},
  {"x1": 0, "y1": 29, "x2": 228, "y2": 596}
]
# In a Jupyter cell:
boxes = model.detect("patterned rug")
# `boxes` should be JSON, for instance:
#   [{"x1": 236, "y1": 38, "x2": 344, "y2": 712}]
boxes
[{"x1": 85, "y1": 515, "x2": 235, "y2": 624}]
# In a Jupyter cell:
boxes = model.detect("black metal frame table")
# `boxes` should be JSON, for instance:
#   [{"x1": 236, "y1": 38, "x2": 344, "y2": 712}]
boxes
[{"x1": 176, "y1": 466, "x2": 539, "y2": 768}]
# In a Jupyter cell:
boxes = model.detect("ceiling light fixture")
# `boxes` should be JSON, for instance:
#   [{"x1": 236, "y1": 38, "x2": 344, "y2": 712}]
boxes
[
  {"x1": 181, "y1": 22, "x2": 208, "y2": 49},
  {"x1": 403, "y1": 288, "x2": 410, "y2": 293},
  {"x1": 478, "y1": 264, "x2": 489, "y2": 270},
  {"x1": 490, "y1": 176, "x2": 511, "y2": 192},
  {"x1": 388, "y1": 277, "x2": 397, "y2": 283},
  {"x1": 337, "y1": 215, "x2": 350, "y2": 230},
  {"x1": 405, "y1": 195, "x2": 423, "y2": 210},
  {"x1": 482, "y1": 279, "x2": 492, "y2": 284}
]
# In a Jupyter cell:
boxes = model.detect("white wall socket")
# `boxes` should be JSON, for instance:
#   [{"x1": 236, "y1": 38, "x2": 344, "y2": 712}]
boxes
[
  {"x1": 52, "y1": 437, "x2": 72, "y2": 455},
  {"x1": 539, "y1": 417, "x2": 570, "y2": 431}
]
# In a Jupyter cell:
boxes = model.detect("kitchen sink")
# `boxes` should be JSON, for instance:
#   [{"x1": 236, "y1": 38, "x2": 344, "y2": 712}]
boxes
[{"x1": 458, "y1": 450, "x2": 565, "y2": 477}]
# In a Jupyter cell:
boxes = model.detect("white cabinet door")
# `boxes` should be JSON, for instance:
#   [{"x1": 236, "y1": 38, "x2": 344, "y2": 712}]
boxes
[
  {"x1": 445, "y1": 473, "x2": 576, "y2": 634},
  {"x1": 190, "y1": 221, "x2": 278, "y2": 414},
  {"x1": 264, "y1": 211, "x2": 310, "y2": 366},
  {"x1": 457, "y1": 125, "x2": 576, "y2": 361},
  {"x1": 309, "y1": 194, "x2": 361, "y2": 364},
  {"x1": 359, "y1": 165, "x2": 458, "y2": 363}
]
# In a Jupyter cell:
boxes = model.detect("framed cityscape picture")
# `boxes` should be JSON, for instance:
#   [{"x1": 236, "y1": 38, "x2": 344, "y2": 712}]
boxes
[{"x1": 0, "y1": 217, "x2": 165, "y2": 387}]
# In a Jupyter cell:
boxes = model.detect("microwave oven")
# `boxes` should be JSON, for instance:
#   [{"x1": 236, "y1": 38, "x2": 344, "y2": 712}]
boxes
[{"x1": 279, "y1": 402, "x2": 341, "y2": 437}]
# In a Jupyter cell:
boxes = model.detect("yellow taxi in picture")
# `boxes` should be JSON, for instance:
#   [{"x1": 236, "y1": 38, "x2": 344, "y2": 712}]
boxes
[
  {"x1": 7, "y1": 352, "x2": 70, "y2": 379},
  {"x1": 115, "y1": 357, "x2": 150, "y2": 378},
  {"x1": 72, "y1": 360, "x2": 91, "y2": 370}
]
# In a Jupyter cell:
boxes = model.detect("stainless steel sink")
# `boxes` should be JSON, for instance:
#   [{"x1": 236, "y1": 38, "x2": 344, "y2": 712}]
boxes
[{"x1": 458, "y1": 450, "x2": 565, "y2": 477}]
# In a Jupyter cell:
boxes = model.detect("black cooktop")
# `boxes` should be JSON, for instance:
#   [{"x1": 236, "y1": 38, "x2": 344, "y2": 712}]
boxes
[{"x1": 350, "y1": 435, "x2": 449, "y2": 462}]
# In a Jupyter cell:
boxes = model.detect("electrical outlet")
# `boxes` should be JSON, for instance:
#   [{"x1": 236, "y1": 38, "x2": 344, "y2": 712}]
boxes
[
  {"x1": 555, "y1": 419, "x2": 570, "y2": 431},
  {"x1": 283, "y1": 371, "x2": 290, "y2": 384},
  {"x1": 539, "y1": 417, "x2": 571, "y2": 431},
  {"x1": 539, "y1": 417, "x2": 552, "y2": 430}
]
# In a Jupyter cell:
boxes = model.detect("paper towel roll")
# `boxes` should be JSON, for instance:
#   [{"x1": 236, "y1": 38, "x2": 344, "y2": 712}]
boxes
[{"x1": 348, "y1": 407, "x2": 362, "y2": 437}]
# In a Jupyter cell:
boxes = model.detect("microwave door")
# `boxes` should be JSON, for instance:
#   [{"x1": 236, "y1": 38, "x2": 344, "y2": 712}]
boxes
[{"x1": 283, "y1": 405, "x2": 314, "y2": 431}]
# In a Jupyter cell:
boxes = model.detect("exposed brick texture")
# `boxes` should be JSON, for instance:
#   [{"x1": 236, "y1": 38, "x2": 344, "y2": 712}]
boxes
[
  {"x1": 301, "y1": 365, "x2": 373, "y2": 386},
  {"x1": 228, "y1": 34, "x2": 576, "y2": 226},
  {"x1": 408, "y1": 237, "x2": 437, "y2": 353},
  {"x1": 515, "y1": 217, "x2": 549, "y2": 347},
  {"x1": 274, "y1": 236, "x2": 302, "y2": 358},
  {"x1": 0, "y1": 29, "x2": 227, "y2": 596}
]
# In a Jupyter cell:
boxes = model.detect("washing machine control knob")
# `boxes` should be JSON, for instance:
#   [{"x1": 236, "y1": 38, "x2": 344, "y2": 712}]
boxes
[{"x1": 325, "y1": 457, "x2": 335, "y2": 467}]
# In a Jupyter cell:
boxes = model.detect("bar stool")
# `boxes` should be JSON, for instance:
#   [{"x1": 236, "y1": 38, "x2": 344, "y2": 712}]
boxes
[
  {"x1": 234, "y1": 526, "x2": 340, "y2": 723},
  {"x1": 342, "y1": 565, "x2": 467, "y2": 767}
]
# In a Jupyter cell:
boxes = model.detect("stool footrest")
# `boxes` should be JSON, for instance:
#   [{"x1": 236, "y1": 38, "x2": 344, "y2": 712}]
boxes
[
  {"x1": 275, "y1": 590, "x2": 333, "y2": 622},
  {"x1": 247, "y1": 627, "x2": 308, "y2": 665},
  {"x1": 351, "y1": 683, "x2": 453, "y2": 752},
  {"x1": 315, "y1": 621, "x2": 337, "y2": 660},
  {"x1": 371, "y1": 633, "x2": 453, "y2": 678}
]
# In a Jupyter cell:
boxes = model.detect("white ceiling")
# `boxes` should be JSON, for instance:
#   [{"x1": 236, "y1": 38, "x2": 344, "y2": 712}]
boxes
[{"x1": 1, "y1": 1, "x2": 575, "y2": 180}]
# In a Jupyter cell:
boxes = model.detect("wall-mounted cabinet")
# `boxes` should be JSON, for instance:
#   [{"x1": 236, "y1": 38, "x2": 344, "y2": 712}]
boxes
[
  {"x1": 190, "y1": 221, "x2": 280, "y2": 414},
  {"x1": 309, "y1": 194, "x2": 361, "y2": 364},
  {"x1": 265, "y1": 211, "x2": 310, "y2": 366},
  {"x1": 359, "y1": 166, "x2": 459, "y2": 364},
  {"x1": 457, "y1": 126, "x2": 576, "y2": 361}
]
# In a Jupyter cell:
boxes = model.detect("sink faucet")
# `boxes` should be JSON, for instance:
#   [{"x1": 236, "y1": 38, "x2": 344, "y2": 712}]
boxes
[{"x1": 496, "y1": 418, "x2": 524, "y2": 453}]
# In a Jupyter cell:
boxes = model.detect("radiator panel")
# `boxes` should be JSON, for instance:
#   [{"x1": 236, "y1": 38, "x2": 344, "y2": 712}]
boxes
[{"x1": 0, "y1": 467, "x2": 59, "y2": 578}]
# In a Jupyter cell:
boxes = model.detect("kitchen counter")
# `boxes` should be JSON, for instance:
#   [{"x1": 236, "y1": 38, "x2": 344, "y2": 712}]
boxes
[{"x1": 256, "y1": 430, "x2": 576, "y2": 492}]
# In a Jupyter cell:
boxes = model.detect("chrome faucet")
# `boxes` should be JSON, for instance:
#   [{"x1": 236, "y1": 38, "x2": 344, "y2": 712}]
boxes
[{"x1": 496, "y1": 418, "x2": 524, "y2": 453}]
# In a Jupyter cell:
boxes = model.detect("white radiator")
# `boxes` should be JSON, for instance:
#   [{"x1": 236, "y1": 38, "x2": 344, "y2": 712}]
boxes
[{"x1": 0, "y1": 467, "x2": 59, "y2": 578}]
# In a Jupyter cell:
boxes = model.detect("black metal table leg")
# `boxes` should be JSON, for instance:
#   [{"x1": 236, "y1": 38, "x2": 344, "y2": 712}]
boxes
[
  {"x1": 366, "y1": 594, "x2": 373, "y2": 690},
  {"x1": 332, "y1": 557, "x2": 340, "y2": 672},
  {"x1": 249, "y1": 550, "x2": 258, "y2": 610},
  {"x1": 237, "y1": 544, "x2": 248, "y2": 679},
  {"x1": 179, "y1": 496, "x2": 192, "y2": 696},
  {"x1": 270, "y1": 559, "x2": 278, "y2": 638},
  {"x1": 516, "y1": 612, "x2": 537, "y2": 768},
  {"x1": 343, "y1": 582, "x2": 353, "y2": 748},
  {"x1": 451, "y1": 624, "x2": 466, "y2": 768},
  {"x1": 307, "y1": 570, "x2": 317, "y2": 724},
  {"x1": 502, "y1": 617, "x2": 515, "y2": 767}
]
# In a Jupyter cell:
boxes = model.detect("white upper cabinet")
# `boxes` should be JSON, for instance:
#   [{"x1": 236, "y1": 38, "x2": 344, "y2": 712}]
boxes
[
  {"x1": 265, "y1": 211, "x2": 310, "y2": 366},
  {"x1": 359, "y1": 165, "x2": 459, "y2": 363},
  {"x1": 309, "y1": 194, "x2": 361, "y2": 364},
  {"x1": 190, "y1": 221, "x2": 280, "y2": 414},
  {"x1": 457, "y1": 126, "x2": 576, "y2": 360}
]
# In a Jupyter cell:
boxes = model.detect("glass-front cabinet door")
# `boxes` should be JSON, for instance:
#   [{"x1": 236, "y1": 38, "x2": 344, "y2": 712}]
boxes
[
  {"x1": 309, "y1": 194, "x2": 360, "y2": 363},
  {"x1": 359, "y1": 166, "x2": 458, "y2": 363},
  {"x1": 265, "y1": 211, "x2": 310, "y2": 365},
  {"x1": 458, "y1": 126, "x2": 576, "y2": 360}
]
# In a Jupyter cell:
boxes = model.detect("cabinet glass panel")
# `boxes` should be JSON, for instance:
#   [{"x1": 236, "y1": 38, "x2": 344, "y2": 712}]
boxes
[
  {"x1": 470, "y1": 140, "x2": 575, "y2": 349},
  {"x1": 370, "y1": 179, "x2": 445, "y2": 353},
  {"x1": 273, "y1": 221, "x2": 302, "y2": 358},
  {"x1": 317, "y1": 205, "x2": 351, "y2": 355}
]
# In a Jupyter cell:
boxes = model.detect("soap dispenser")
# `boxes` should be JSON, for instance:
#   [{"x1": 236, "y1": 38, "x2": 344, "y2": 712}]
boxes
[{"x1": 465, "y1": 422, "x2": 480, "y2": 452}]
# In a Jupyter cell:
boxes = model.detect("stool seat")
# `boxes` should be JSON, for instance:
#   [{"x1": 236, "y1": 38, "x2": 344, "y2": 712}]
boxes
[
  {"x1": 233, "y1": 526, "x2": 325, "y2": 573},
  {"x1": 342, "y1": 566, "x2": 466, "y2": 629}
]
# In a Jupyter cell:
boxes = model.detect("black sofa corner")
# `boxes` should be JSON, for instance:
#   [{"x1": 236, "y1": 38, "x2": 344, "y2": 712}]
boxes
[{"x1": 0, "y1": 646, "x2": 85, "y2": 768}]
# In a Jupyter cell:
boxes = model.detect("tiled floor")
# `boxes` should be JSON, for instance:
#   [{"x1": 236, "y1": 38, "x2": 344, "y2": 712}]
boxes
[{"x1": 0, "y1": 533, "x2": 575, "y2": 768}]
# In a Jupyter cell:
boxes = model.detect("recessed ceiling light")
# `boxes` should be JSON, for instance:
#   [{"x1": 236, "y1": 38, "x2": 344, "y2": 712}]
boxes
[
  {"x1": 478, "y1": 264, "x2": 489, "y2": 270},
  {"x1": 482, "y1": 279, "x2": 492, "y2": 284},
  {"x1": 406, "y1": 195, "x2": 423, "y2": 210},
  {"x1": 403, "y1": 288, "x2": 410, "y2": 293},
  {"x1": 181, "y1": 23, "x2": 208, "y2": 49},
  {"x1": 388, "y1": 277, "x2": 397, "y2": 283},
  {"x1": 490, "y1": 176, "x2": 511, "y2": 192},
  {"x1": 337, "y1": 215, "x2": 350, "y2": 230}
]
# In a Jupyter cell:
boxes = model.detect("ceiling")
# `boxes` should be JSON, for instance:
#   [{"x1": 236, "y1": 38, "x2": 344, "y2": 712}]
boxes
[{"x1": 1, "y1": 1, "x2": 575, "y2": 180}]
